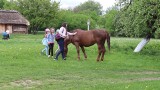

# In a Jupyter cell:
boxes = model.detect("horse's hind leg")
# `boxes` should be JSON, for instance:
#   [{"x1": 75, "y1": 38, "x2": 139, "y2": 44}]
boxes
[
  {"x1": 97, "y1": 44, "x2": 102, "y2": 61},
  {"x1": 80, "y1": 46, "x2": 87, "y2": 59},
  {"x1": 101, "y1": 45, "x2": 106, "y2": 61}
]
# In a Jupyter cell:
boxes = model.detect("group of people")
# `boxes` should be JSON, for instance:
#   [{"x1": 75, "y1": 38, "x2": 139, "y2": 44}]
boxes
[{"x1": 41, "y1": 22, "x2": 77, "y2": 60}]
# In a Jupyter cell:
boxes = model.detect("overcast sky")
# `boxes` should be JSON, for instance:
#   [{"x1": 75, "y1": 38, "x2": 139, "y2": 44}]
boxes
[{"x1": 54, "y1": 0, "x2": 116, "y2": 11}]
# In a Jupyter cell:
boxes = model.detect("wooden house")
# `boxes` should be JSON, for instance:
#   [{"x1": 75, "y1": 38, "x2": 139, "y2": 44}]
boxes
[{"x1": 0, "y1": 10, "x2": 30, "y2": 34}]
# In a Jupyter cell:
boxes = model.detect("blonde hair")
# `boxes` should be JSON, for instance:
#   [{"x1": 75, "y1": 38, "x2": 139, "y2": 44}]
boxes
[{"x1": 50, "y1": 28, "x2": 55, "y2": 32}]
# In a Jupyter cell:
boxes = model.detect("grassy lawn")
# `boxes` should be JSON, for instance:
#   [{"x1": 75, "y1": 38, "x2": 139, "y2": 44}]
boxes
[{"x1": 0, "y1": 34, "x2": 160, "y2": 90}]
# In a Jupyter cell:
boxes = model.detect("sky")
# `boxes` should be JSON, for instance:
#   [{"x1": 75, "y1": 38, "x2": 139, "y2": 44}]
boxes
[{"x1": 54, "y1": 0, "x2": 117, "y2": 11}]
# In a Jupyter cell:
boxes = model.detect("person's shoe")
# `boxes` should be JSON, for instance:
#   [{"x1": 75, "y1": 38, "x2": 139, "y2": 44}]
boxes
[
  {"x1": 48, "y1": 55, "x2": 50, "y2": 58},
  {"x1": 54, "y1": 58, "x2": 58, "y2": 61},
  {"x1": 63, "y1": 58, "x2": 66, "y2": 60}
]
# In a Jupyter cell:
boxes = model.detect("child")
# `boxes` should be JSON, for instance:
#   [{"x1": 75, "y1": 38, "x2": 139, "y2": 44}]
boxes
[
  {"x1": 47, "y1": 28, "x2": 55, "y2": 58},
  {"x1": 41, "y1": 28, "x2": 50, "y2": 55}
]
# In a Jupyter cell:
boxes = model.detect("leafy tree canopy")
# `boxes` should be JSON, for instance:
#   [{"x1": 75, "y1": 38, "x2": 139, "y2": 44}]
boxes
[
  {"x1": 3, "y1": 0, "x2": 59, "y2": 34},
  {"x1": 0, "y1": 0, "x2": 7, "y2": 9},
  {"x1": 114, "y1": 0, "x2": 160, "y2": 38},
  {"x1": 73, "y1": 0, "x2": 102, "y2": 15}
]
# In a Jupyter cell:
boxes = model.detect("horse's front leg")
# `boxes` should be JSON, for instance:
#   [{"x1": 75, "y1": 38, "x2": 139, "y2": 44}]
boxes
[
  {"x1": 64, "y1": 39, "x2": 69, "y2": 57},
  {"x1": 64, "y1": 46, "x2": 68, "y2": 57},
  {"x1": 75, "y1": 43, "x2": 80, "y2": 60},
  {"x1": 80, "y1": 46, "x2": 87, "y2": 59}
]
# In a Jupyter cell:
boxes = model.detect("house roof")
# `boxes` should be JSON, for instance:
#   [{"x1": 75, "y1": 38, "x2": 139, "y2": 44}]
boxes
[{"x1": 0, "y1": 10, "x2": 30, "y2": 26}]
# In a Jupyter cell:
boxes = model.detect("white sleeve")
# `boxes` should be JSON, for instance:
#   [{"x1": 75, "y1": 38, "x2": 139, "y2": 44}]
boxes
[
  {"x1": 59, "y1": 27, "x2": 67, "y2": 37},
  {"x1": 63, "y1": 28, "x2": 67, "y2": 36},
  {"x1": 59, "y1": 27, "x2": 63, "y2": 36}
]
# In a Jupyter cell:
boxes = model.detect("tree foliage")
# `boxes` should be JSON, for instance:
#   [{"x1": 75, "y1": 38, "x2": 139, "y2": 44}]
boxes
[
  {"x1": 73, "y1": 0, "x2": 102, "y2": 15},
  {"x1": 16, "y1": 0, "x2": 59, "y2": 34},
  {"x1": 2, "y1": 0, "x2": 97, "y2": 33},
  {"x1": 0, "y1": 0, "x2": 6, "y2": 9},
  {"x1": 57, "y1": 10, "x2": 95, "y2": 31},
  {"x1": 2, "y1": 0, "x2": 159, "y2": 37},
  {"x1": 3, "y1": 0, "x2": 59, "y2": 34},
  {"x1": 104, "y1": 8, "x2": 118, "y2": 36},
  {"x1": 73, "y1": 0, "x2": 102, "y2": 22},
  {"x1": 114, "y1": 0, "x2": 160, "y2": 38}
]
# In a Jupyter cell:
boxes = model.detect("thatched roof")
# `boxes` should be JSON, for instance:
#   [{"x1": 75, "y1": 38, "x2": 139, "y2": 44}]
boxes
[{"x1": 0, "y1": 10, "x2": 30, "y2": 26}]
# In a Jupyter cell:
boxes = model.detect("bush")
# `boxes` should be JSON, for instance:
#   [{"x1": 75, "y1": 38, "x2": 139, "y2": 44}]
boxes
[
  {"x1": 66, "y1": 14, "x2": 96, "y2": 31},
  {"x1": 154, "y1": 28, "x2": 160, "y2": 39}
]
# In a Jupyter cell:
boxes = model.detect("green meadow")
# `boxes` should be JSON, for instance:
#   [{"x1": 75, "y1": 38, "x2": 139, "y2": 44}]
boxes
[{"x1": 0, "y1": 34, "x2": 160, "y2": 90}]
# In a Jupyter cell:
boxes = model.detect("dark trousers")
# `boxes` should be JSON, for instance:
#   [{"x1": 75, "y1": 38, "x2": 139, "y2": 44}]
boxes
[
  {"x1": 55, "y1": 38, "x2": 65, "y2": 59},
  {"x1": 7, "y1": 34, "x2": 10, "y2": 39},
  {"x1": 48, "y1": 43, "x2": 54, "y2": 56},
  {"x1": 2, "y1": 34, "x2": 9, "y2": 40}
]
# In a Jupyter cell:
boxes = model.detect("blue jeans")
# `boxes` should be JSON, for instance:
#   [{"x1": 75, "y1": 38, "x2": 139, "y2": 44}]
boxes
[
  {"x1": 55, "y1": 38, "x2": 65, "y2": 60},
  {"x1": 42, "y1": 45, "x2": 49, "y2": 55},
  {"x1": 55, "y1": 45, "x2": 60, "y2": 55}
]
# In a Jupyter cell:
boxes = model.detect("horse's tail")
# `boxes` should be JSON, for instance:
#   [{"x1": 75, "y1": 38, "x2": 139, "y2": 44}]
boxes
[{"x1": 106, "y1": 33, "x2": 110, "y2": 51}]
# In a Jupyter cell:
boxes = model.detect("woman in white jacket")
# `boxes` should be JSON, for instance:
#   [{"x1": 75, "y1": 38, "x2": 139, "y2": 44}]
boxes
[{"x1": 54, "y1": 22, "x2": 76, "y2": 60}]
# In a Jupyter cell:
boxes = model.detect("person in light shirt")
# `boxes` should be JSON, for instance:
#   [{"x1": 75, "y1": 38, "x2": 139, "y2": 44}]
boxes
[
  {"x1": 6, "y1": 29, "x2": 10, "y2": 39},
  {"x1": 41, "y1": 28, "x2": 50, "y2": 56},
  {"x1": 54, "y1": 22, "x2": 76, "y2": 60},
  {"x1": 47, "y1": 28, "x2": 55, "y2": 58}
]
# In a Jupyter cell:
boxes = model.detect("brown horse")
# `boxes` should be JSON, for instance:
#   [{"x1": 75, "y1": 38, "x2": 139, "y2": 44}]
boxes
[{"x1": 64, "y1": 29, "x2": 110, "y2": 61}]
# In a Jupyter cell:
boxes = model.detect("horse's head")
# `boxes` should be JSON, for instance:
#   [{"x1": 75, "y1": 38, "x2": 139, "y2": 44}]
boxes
[
  {"x1": 64, "y1": 35, "x2": 72, "y2": 46},
  {"x1": 64, "y1": 33, "x2": 74, "y2": 57},
  {"x1": 64, "y1": 30, "x2": 77, "y2": 44},
  {"x1": 64, "y1": 30, "x2": 78, "y2": 57}
]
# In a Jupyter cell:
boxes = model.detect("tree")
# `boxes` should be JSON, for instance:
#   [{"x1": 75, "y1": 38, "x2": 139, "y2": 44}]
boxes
[
  {"x1": 73, "y1": 0, "x2": 102, "y2": 15},
  {"x1": 3, "y1": 0, "x2": 19, "y2": 10},
  {"x1": 67, "y1": 14, "x2": 96, "y2": 30},
  {"x1": 104, "y1": 8, "x2": 118, "y2": 36},
  {"x1": 0, "y1": 0, "x2": 4, "y2": 8},
  {"x1": 57, "y1": 10, "x2": 96, "y2": 31},
  {"x1": 114, "y1": 0, "x2": 160, "y2": 38},
  {"x1": 0, "y1": 0, "x2": 7, "y2": 9},
  {"x1": 73, "y1": 0, "x2": 102, "y2": 22},
  {"x1": 19, "y1": 0, "x2": 59, "y2": 34},
  {"x1": 4, "y1": 0, "x2": 60, "y2": 34}
]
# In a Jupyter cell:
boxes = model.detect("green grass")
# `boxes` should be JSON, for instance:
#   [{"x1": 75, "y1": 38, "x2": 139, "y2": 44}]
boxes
[{"x1": 0, "y1": 34, "x2": 160, "y2": 90}]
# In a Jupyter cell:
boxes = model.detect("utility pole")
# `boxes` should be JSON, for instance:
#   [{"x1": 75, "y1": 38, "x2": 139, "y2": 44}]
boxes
[{"x1": 87, "y1": 19, "x2": 90, "y2": 31}]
